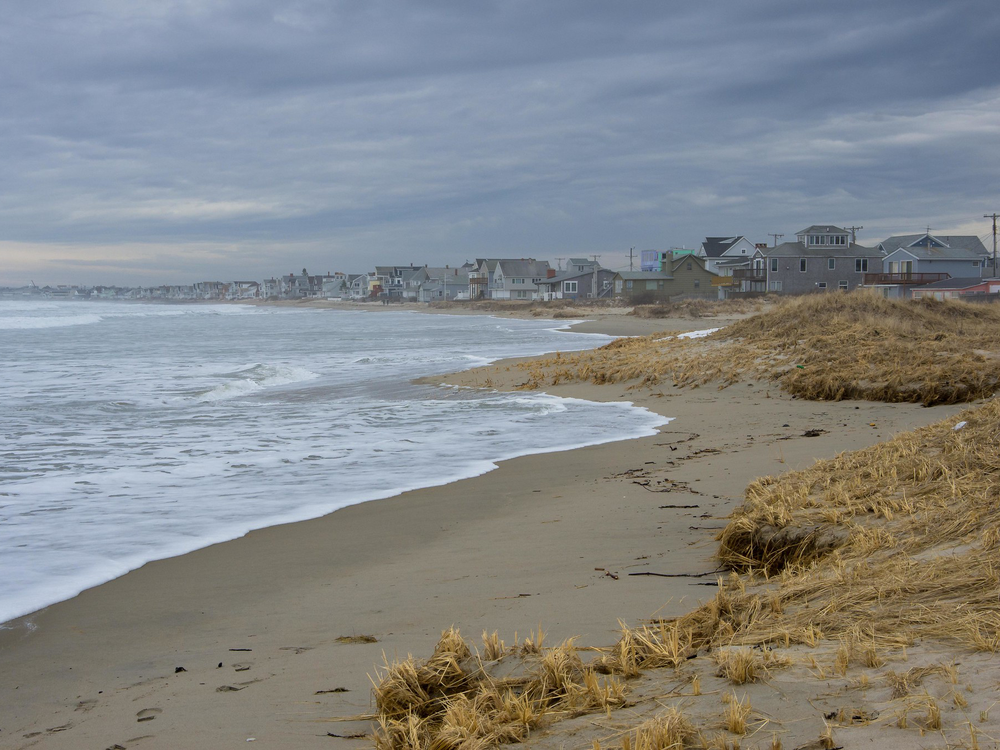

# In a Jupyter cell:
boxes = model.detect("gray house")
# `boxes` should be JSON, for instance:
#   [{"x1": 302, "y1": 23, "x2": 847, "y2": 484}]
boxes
[
  {"x1": 489, "y1": 259, "x2": 552, "y2": 300},
  {"x1": 864, "y1": 233, "x2": 990, "y2": 298},
  {"x1": 536, "y1": 258, "x2": 616, "y2": 300}
]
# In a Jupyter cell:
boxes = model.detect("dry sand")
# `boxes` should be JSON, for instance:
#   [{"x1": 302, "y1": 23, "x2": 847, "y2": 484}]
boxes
[{"x1": 0, "y1": 311, "x2": 973, "y2": 749}]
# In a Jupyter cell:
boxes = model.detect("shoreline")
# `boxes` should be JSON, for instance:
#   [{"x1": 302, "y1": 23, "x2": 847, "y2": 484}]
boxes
[{"x1": 0, "y1": 312, "x2": 966, "y2": 749}]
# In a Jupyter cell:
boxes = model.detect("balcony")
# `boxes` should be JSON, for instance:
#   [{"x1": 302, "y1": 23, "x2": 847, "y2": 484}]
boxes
[
  {"x1": 733, "y1": 269, "x2": 767, "y2": 283},
  {"x1": 862, "y1": 273, "x2": 950, "y2": 286}
]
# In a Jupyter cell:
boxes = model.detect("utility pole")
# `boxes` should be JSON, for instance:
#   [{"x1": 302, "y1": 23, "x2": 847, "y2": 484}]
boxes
[
  {"x1": 985, "y1": 213, "x2": 998, "y2": 278},
  {"x1": 768, "y1": 233, "x2": 783, "y2": 247},
  {"x1": 555, "y1": 257, "x2": 564, "y2": 272},
  {"x1": 628, "y1": 247, "x2": 635, "y2": 271},
  {"x1": 847, "y1": 225, "x2": 863, "y2": 245},
  {"x1": 590, "y1": 254, "x2": 602, "y2": 265}
]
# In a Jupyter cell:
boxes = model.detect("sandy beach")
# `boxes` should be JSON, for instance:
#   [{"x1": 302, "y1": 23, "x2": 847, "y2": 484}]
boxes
[{"x1": 0, "y1": 309, "x2": 970, "y2": 749}]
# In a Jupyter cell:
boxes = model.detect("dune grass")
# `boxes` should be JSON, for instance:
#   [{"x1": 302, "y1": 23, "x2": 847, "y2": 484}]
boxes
[
  {"x1": 370, "y1": 628, "x2": 627, "y2": 749},
  {"x1": 518, "y1": 293, "x2": 1000, "y2": 405}
]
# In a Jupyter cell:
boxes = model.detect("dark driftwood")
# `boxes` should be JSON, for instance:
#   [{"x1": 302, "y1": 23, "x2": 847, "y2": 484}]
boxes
[{"x1": 628, "y1": 570, "x2": 722, "y2": 578}]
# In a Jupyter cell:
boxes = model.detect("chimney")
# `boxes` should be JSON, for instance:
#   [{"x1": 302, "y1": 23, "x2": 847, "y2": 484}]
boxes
[{"x1": 547, "y1": 268, "x2": 556, "y2": 278}]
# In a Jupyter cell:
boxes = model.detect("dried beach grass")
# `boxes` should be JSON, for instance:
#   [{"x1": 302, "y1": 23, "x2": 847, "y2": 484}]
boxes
[
  {"x1": 370, "y1": 628, "x2": 627, "y2": 749},
  {"x1": 626, "y1": 707, "x2": 699, "y2": 749},
  {"x1": 516, "y1": 292, "x2": 1000, "y2": 404}
]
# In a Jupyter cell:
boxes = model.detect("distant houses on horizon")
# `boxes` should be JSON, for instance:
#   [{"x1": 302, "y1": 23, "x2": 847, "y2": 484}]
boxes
[{"x1": 4, "y1": 223, "x2": 997, "y2": 304}]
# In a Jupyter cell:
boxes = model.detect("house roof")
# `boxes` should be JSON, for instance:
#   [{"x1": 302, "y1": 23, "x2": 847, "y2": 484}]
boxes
[
  {"x1": 763, "y1": 241, "x2": 877, "y2": 259},
  {"x1": 670, "y1": 255, "x2": 708, "y2": 271},
  {"x1": 912, "y1": 277, "x2": 987, "y2": 290},
  {"x1": 796, "y1": 225, "x2": 849, "y2": 235},
  {"x1": 615, "y1": 271, "x2": 673, "y2": 280},
  {"x1": 878, "y1": 235, "x2": 987, "y2": 259},
  {"x1": 699, "y1": 236, "x2": 748, "y2": 257},
  {"x1": 495, "y1": 259, "x2": 551, "y2": 277},
  {"x1": 423, "y1": 267, "x2": 470, "y2": 282}
]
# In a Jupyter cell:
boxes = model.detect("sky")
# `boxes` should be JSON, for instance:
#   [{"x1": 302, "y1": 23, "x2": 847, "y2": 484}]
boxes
[{"x1": 2, "y1": 0, "x2": 999, "y2": 286}]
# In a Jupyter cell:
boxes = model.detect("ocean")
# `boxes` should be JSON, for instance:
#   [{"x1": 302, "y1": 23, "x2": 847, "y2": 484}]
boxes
[{"x1": 0, "y1": 301, "x2": 669, "y2": 625}]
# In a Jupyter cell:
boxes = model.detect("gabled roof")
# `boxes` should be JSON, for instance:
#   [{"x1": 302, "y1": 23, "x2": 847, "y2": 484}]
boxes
[
  {"x1": 796, "y1": 225, "x2": 849, "y2": 235},
  {"x1": 700, "y1": 236, "x2": 749, "y2": 257},
  {"x1": 670, "y1": 254, "x2": 708, "y2": 271},
  {"x1": 763, "y1": 241, "x2": 877, "y2": 259},
  {"x1": 495, "y1": 259, "x2": 551, "y2": 277},
  {"x1": 878, "y1": 235, "x2": 987, "y2": 259}
]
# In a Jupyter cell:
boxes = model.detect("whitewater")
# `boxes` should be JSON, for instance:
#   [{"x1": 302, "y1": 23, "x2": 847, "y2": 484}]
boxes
[{"x1": 0, "y1": 301, "x2": 669, "y2": 625}]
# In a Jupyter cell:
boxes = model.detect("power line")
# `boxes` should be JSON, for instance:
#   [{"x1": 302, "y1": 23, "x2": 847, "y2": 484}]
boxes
[
  {"x1": 768, "y1": 233, "x2": 783, "y2": 247},
  {"x1": 846, "y1": 225, "x2": 864, "y2": 245}
]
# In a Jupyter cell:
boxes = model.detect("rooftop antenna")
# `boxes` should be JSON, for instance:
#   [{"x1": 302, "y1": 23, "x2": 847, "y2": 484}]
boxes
[{"x1": 768, "y1": 233, "x2": 783, "y2": 247}]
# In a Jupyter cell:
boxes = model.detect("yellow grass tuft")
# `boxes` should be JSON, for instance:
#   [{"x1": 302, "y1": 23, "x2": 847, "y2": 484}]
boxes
[
  {"x1": 713, "y1": 647, "x2": 788, "y2": 684},
  {"x1": 723, "y1": 692, "x2": 751, "y2": 735},
  {"x1": 370, "y1": 628, "x2": 626, "y2": 749},
  {"x1": 627, "y1": 708, "x2": 699, "y2": 750}
]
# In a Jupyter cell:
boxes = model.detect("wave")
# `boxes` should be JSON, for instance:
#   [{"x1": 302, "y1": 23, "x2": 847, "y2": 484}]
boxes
[
  {"x1": 194, "y1": 363, "x2": 321, "y2": 402},
  {"x1": 0, "y1": 314, "x2": 105, "y2": 330}
]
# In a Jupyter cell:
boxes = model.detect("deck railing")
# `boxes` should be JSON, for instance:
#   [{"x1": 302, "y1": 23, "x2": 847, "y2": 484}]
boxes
[{"x1": 862, "y1": 272, "x2": 950, "y2": 285}]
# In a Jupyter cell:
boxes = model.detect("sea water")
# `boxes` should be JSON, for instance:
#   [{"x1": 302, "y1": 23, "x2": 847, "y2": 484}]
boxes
[{"x1": 0, "y1": 301, "x2": 669, "y2": 625}]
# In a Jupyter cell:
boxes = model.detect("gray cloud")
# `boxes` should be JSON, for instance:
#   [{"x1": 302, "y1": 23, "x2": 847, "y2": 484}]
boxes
[{"x1": 2, "y1": 0, "x2": 999, "y2": 285}]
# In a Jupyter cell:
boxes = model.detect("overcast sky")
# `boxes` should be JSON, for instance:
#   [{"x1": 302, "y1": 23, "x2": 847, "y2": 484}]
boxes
[{"x1": 2, "y1": 0, "x2": 999, "y2": 286}]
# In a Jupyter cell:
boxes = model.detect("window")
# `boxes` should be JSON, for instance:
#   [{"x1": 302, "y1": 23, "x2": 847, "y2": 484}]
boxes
[
  {"x1": 770, "y1": 258, "x2": 778, "y2": 272},
  {"x1": 855, "y1": 258, "x2": 868, "y2": 273},
  {"x1": 741, "y1": 247, "x2": 746, "y2": 254},
  {"x1": 828, "y1": 258, "x2": 836, "y2": 270},
  {"x1": 687, "y1": 262, "x2": 693, "y2": 270},
  {"x1": 614, "y1": 280, "x2": 622, "y2": 293},
  {"x1": 694, "y1": 279, "x2": 700, "y2": 289},
  {"x1": 511, "y1": 278, "x2": 525, "y2": 284},
  {"x1": 799, "y1": 259, "x2": 807, "y2": 272},
  {"x1": 626, "y1": 280, "x2": 633, "y2": 290},
  {"x1": 839, "y1": 280, "x2": 849, "y2": 290},
  {"x1": 563, "y1": 281, "x2": 578, "y2": 293},
  {"x1": 817, "y1": 282, "x2": 827, "y2": 289},
  {"x1": 646, "y1": 280, "x2": 659, "y2": 290},
  {"x1": 514, "y1": 290, "x2": 528, "y2": 299},
  {"x1": 769, "y1": 281, "x2": 782, "y2": 291}
]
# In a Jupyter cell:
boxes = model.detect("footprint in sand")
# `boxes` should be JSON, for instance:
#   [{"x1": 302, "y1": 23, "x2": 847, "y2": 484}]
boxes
[{"x1": 136, "y1": 707, "x2": 162, "y2": 722}]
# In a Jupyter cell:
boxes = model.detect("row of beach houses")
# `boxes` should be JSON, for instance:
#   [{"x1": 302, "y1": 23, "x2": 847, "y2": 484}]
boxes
[{"x1": 9, "y1": 224, "x2": 996, "y2": 304}]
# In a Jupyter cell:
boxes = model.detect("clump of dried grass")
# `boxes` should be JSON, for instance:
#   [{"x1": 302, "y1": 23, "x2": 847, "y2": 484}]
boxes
[
  {"x1": 625, "y1": 707, "x2": 699, "y2": 749},
  {"x1": 517, "y1": 293, "x2": 1000, "y2": 405},
  {"x1": 371, "y1": 627, "x2": 627, "y2": 749},
  {"x1": 713, "y1": 647, "x2": 789, "y2": 684}
]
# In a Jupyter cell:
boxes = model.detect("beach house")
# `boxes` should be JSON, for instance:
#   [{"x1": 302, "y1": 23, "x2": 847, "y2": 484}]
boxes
[
  {"x1": 695, "y1": 236, "x2": 758, "y2": 274},
  {"x1": 488, "y1": 259, "x2": 552, "y2": 301},
  {"x1": 862, "y1": 233, "x2": 991, "y2": 298},
  {"x1": 536, "y1": 258, "x2": 616, "y2": 300}
]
